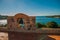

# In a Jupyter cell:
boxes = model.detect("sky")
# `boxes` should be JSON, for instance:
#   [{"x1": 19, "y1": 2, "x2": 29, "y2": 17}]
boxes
[{"x1": 0, "y1": 0, "x2": 60, "y2": 16}]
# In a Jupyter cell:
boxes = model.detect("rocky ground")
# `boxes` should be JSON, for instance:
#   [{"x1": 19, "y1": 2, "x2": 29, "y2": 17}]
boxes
[{"x1": 0, "y1": 32, "x2": 8, "y2": 40}]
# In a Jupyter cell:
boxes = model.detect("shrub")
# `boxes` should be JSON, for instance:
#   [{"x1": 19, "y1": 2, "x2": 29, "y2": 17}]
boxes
[
  {"x1": 0, "y1": 24, "x2": 7, "y2": 27},
  {"x1": 36, "y1": 23, "x2": 46, "y2": 28},
  {"x1": 46, "y1": 21, "x2": 58, "y2": 28}
]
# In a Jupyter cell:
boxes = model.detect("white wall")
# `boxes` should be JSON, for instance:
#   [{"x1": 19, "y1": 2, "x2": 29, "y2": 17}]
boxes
[{"x1": 0, "y1": 19, "x2": 7, "y2": 25}]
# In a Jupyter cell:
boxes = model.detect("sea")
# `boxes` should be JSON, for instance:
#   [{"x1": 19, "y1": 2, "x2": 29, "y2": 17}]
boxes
[
  {"x1": 0, "y1": 16, "x2": 60, "y2": 25},
  {"x1": 36, "y1": 16, "x2": 60, "y2": 25}
]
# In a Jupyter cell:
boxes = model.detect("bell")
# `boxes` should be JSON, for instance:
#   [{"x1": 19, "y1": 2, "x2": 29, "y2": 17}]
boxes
[{"x1": 19, "y1": 18, "x2": 24, "y2": 24}]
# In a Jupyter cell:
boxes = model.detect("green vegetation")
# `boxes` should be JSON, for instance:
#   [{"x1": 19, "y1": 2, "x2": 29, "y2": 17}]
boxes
[
  {"x1": 0, "y1": 24, "x2": 7, "y2": 27},
  {"x1": 36, "y1": 23, "x2": 46, "y2": 28},
  {"x1": 36, "y1": 21, "x2": 60, "y2": 28},
  {"x1": 46, "y1": 21, "x2": 58, "y2": 28}
]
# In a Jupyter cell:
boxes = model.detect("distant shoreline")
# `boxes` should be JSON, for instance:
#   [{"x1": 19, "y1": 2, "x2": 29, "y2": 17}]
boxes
[{"x1": 46, "y1": 15, "x2": 60, "y2": 18}]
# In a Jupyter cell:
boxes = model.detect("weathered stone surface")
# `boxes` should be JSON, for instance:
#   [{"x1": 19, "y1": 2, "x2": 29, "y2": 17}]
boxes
[
  {"x1": 8, "y1": 32, "x2": 40, "y2": 40},
  {"x1": 7, "y1": 13, "x2": 36, "y2": 30}
]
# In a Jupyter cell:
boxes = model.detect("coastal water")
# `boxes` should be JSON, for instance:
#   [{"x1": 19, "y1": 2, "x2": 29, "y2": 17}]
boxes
[
  {"x1": 36, "y1": 16, "x2": 60, "y2": 25},
  {"x1": 0, "y1": 16, "x2": 60, "y2": 25}
]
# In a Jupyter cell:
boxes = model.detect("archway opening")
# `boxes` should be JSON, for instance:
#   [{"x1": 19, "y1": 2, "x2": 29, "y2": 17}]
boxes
[{"x1": 17, "y1": 18, "x2": 25, "y2": 28}]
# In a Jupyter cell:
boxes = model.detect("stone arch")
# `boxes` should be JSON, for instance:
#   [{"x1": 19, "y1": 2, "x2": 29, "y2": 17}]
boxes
[
  {"x1": 14, "y1": 13, "x2": 29, "y2": 19},
  {"x1": 7, "y1": 13, "x2": 36, "y2": 30},
  {"x1": 14, "y1": 13, "x2": 30, "y2": 29}
]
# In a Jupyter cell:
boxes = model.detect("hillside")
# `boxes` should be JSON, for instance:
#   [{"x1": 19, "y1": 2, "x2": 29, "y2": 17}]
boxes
[
  {"x1": 46, "y1": 15, "x2": 60, "y2": 18},
  {"x1": 0, "y1": 15, "x2": 8, "y2": 19}
]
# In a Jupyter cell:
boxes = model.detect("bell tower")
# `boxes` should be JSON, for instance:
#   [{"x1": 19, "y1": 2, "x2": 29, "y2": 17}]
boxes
[{"x1": 7, "y1": 13, "x2": 36, "y2": 30}]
